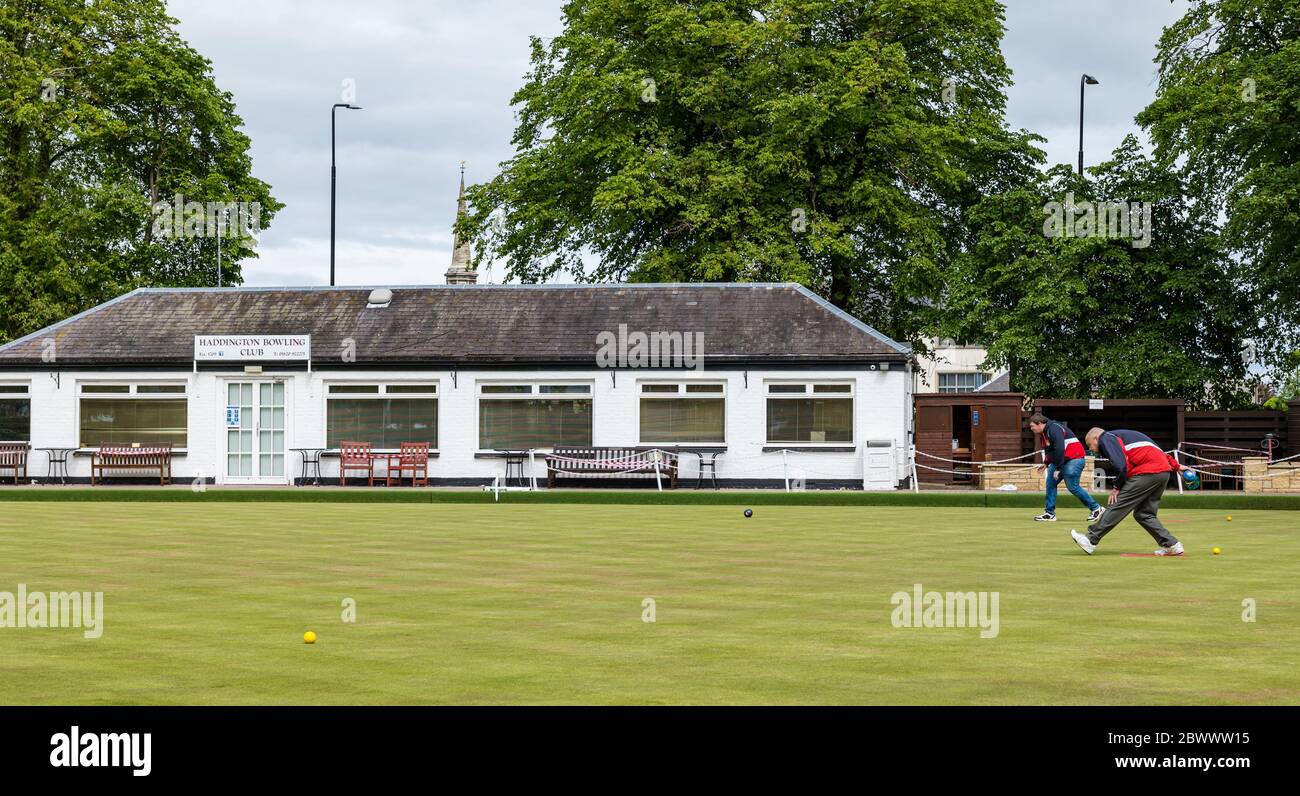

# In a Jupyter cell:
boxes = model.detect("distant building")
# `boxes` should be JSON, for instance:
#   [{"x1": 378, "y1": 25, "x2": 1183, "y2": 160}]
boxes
[
  {"x1": 913, "y1": 338, "x2": 1007, "y2": 394},
  {"x1": 445, "y1": 165, "x2": 478, "y2": 285},
  {"x1": 0, "y1": 283, "x2": 914, "y2": 489}
]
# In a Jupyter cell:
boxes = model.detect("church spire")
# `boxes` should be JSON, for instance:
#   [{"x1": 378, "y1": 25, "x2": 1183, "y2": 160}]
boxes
[{"x1": 445, "y1": 161, "x2": 477, "y2": 285}]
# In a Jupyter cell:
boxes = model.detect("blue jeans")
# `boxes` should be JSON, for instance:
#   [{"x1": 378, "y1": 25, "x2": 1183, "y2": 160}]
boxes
[{"x1": 1046, "y1": 458, "x2": 1100, "y2": 514}]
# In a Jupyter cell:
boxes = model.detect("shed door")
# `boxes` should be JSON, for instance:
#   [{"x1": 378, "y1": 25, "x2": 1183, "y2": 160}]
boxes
[{"x1": 970, "y1": 405, "x2": 987, "y2": 462}]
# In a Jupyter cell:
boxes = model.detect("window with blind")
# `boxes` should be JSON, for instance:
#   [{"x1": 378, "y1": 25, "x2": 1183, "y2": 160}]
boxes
[
  {"x1": 639, "y1": 382, "x2": 725, "y2": 443},
  {"x1": 765, "y1": 382, "x2": 853, "y2": 444},
  {"x1": 478, "y1": 383, "x2": 592, "y2": 450},
  {"x1": 0, "y1": 384, "x2": 31, "y2": 441},
  {"x1": 78, "y1": 383, "x2": 188, "y2": 447},
  {"x1": 326, "y1": 384, "x2": 438, "y2": 448}
]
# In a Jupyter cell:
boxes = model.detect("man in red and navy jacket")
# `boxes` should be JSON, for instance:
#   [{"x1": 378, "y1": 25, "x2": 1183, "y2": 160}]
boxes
[
  {"x1": 1028, "y1": 413, "x2": 1101, "y2": 522},
  {"x1": 1070, "y1": 427, "x2": 1183, "y2": 556}
]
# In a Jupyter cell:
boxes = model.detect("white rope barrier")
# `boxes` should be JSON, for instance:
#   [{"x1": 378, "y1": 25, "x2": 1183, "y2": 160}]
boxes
[
  {"x1": 1184, "y1": 469, "x2": 1275, "y2": 481},
  {"x1": 518, "y1": 440, "x2": 1299, "y2": 493},
  {"x1": 1179, "y1": 441, "x2": 1269, "y2": 454},
  {"x1": 914, "y1": 449, "x2": 1041, "y2": 465},
  {"x1": 537, "y1": 446, "x2": 889, "y2": 489},
  {"x1": 1179, "y1": 450, "x2": 1247, "y2": 464},
  {"x1": 913, "y1": 462, "x2": 985, "y2": 476},
  {"x1": 545, "y1": 463, "x2": 668, "y2": 476}
]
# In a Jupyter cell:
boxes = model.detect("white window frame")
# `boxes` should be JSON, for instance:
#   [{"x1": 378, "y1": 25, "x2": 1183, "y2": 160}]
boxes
[
  {"x1": 937, "y1": 372, "x2": 989, "y2": 393},
  {"x1": 475, "y1": 381, "x2": 593, "y2": 452},
  {"x1": 637, "y1": 381, "x2": 727, "y2": 445},
  {"x1": 323, "y1": 381, "x2": 440, "y2": 452},
  {"x1": 76, "y1": 380, "x2": 190, "y2": 450},
  {"x1": 763, "y1": 380, "x2": 855, "y2": 445}
]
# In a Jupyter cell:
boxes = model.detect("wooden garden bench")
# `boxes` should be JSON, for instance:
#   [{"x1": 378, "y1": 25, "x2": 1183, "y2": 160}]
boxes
[
  {"x1": 0, "y1": 442, "x2": 29, "y2": 484},
  {"x1": 91, "y1": 443, "x2": 173, "y2": 485},
  {"x1": 545, "y1": 446, "x2": 678, "y2": 489}
]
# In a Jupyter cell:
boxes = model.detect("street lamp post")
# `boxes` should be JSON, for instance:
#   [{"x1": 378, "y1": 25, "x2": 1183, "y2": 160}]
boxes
[
  {"x1": 331, "y1": 102, "x2": 362, "y2": 286},
  {"x1": 1078, "y1": 74, "x2": 1099, "y2": 176}
]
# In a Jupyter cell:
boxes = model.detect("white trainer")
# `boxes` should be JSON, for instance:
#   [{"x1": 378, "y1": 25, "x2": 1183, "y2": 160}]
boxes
[
  {"x1": 1087, "y1": 507, "x2": 1104, "y2": 522},
  {"x1": 1153, "y1": 542, "x2": 1185, "y2": 556},
  {"x1": 1071, "y1": 529, "x2": 1096, "y2": 555},
  {"x1": 1034, "y1": 513, "x2": 1057, "y2": 522}
]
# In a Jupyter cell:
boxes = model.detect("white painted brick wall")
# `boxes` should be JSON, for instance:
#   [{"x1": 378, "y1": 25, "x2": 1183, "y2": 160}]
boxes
[{"x1": 5, "y1": 365, "x2": 909, "y2": 487}]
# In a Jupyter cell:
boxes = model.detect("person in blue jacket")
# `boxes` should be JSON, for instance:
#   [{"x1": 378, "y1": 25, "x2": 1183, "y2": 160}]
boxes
[{"x1": 1028, "y1": 413, "x2": 1102, "y2": 523}]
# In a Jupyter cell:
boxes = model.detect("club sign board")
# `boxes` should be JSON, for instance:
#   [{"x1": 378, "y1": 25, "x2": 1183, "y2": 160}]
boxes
[{"x1": 195, "y1": 335, "x2": 311, "y2": 362}]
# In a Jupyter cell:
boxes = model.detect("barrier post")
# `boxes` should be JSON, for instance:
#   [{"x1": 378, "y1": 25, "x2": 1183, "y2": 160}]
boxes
[
  {"x1": 782, "y1": 449, "x2": 790, "y2": 492},
  {"x1": 1175, "y1": 449, "x2": 1184, "y2": 494},
  {"x1": 909, "y1": 445, "x2": 919, "y2": 493}
]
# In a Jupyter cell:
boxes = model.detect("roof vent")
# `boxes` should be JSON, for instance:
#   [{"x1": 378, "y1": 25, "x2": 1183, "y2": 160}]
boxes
[{"x1": 366, "y1": 288, "x2": 393, "y2": 308}]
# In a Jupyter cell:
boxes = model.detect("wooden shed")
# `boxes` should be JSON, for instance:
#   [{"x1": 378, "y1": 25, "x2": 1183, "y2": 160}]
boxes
[
  {"x1": 914, "y1": 392, "x2": 1026, "y2": 485},
  {"x1": 1031, "y1": 399, "x2": 1185, "y2": 452}
]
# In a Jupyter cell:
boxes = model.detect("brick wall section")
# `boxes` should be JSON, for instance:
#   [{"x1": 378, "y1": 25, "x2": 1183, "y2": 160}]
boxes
[
  {"x1": 982, "y1": 458, "x2": 1096, "y2": 492},
  {"x1": 1242, "y1": 456, "x2": 1300, "y2": 494}
]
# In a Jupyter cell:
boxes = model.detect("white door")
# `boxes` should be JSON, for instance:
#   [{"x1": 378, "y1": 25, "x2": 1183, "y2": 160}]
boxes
[
  {"x1": 224, "y1": 381, "x2": 287, "y2": 484},
  {"x1": 863, "y1": 441, "x2": 897, "y2": 491}
]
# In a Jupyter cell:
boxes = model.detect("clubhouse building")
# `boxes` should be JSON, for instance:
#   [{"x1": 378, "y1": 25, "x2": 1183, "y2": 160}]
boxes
[{"x1": 0, "y1": 282, "x2": 914, "y2": 488}]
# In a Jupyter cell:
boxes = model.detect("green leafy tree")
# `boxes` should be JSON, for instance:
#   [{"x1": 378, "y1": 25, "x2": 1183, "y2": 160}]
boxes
[
  {"x1": 459, "y1": 0, "x2": 1042, "y2": 347},
  {"x1": 942, "y1": 137, "x2": 1255, "y2": 408},
  {"x1": 1136, "y1": 0, "x2": 1300, "y2": 370},
  {"x1": 0, "y1": 0, "x2": 282, "y2": 343},
  {"x1": 1263, "y1": 350, "x2": 1300, "y2": 411}
]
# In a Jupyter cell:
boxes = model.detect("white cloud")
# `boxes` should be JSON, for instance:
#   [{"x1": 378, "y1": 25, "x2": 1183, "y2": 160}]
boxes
[{"x1": 167, "y1": 0, "x2": 1187, "y2": 286}]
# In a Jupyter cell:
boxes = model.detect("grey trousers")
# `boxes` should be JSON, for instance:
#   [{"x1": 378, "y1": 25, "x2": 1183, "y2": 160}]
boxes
[{"x1": 1086, "y1": 472, "x2": 1180, "y2": 548}]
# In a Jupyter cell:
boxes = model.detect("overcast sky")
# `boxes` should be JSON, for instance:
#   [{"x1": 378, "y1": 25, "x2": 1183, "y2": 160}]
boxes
[{"x1": 167, "y1": 0, "x2": 1186, "y2": 288}]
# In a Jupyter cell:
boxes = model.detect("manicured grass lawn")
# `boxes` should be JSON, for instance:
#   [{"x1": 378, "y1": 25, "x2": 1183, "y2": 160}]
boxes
[{"x1": 0, "y1": 501, "x2": 1295, "y2": 705}]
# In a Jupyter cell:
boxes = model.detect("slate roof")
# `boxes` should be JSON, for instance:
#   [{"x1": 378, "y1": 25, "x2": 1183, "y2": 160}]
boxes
[
  {"x1": 0, "y1": 283, "x2": 910, "y2": 367},
  {"x1": 977, "y1": 371, "x2": 1012, "y2": 392}
]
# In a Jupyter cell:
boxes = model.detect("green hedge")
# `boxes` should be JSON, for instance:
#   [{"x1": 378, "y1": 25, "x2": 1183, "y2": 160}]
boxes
[{"x1": 1, "y1": 487, "x2": 1298, "y2": 510}]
